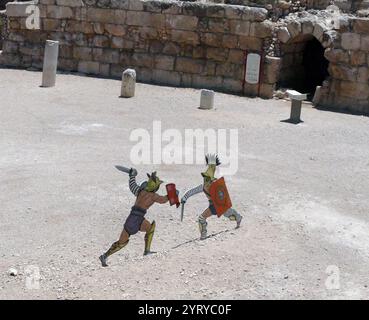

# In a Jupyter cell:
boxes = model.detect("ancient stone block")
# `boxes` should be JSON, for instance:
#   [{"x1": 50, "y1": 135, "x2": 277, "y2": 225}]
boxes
[
  {"x1": 243, "y1": 83, "x2": 258, "y2": 96},
  {"x1": 302, "y1": 20, "x2": 314, "y2": 35},
  {"x1": 242, "y1": 7, "x2": 267, "y2": 22},
  {"x1": 286, "y1": 21, "x2": 302, "y2": 38},
  {"x1": 223, "y1": 78, "x2": 242, "y2": 93},
  {"x1": 350, "y1": 51, "x2": 366, "y2": 66},
  {"x1": 360, "y1": 35, "x2": 369, "y2": 51},
  {"x1": 324, "y1": 48, "x2": 349, "y2": 64},
  {"x1": 73, "y1": 46, "x2": 92, "y2": 60},
  {"x1": 127, "y1": 11, "x2": 165, "y2": 28},
  {"x1": 222, "y1": 34, "x2": 238, "y2": 49},
  {"x1": 47, "y1": 6, "x2": 74, "y2": 19},
  {"x1": 166, "y1": 15, "x2": 198, "y2": 31},
  {"x1": 340, "y1": 81, "x2": 369, "y2": 99},
  {"x1": 139, "y1": 27, "x2": 158, "y2": 40},
  {"x1": 152, "y1": 69, "x2": 181, "y2": 86},
  {"x1": 56, "y1": 0, "x2": 83, "y2": 7},
  {"x1": 341, "y1": 32, "x2": 361, "y2": 50},
  {"x1": 99, "y1": 63, "x2": 110, "y2": 77},
  {"x1": 208, "y1": 18, "x2": 229, "y2": 33},
  {"x1": 357, "y1": 66, "x2": 369, "y2": 83},
  {"x1": 93, "y1": 35, "x2": 109, "y2": 47},
  {"x1": 149, "y1": 40, "x2": 164, "y2": 54},
  {"x1": 43, "y1": 19, "x2": 61, "y2": 31},
  {"x1": 2, "y1": 41, "x2": 18, "y2": 53},
  {"x1": 39, "y1": 0, "x2": 56, "y2": 4},
  {"x1": 202, "y1": 61, "x2": 216, "y2": 76},
  {"x1": 207, "y1": 47, "x2": 228, "y2": 62},
  {"x1": 100, "y1": 49, "x2": 120, "y2": 63},
  {"x1": 202, "y1": 33, "x2": 222, "y2": 47},
  {"x1": 250, "y1": 21, "x2": 273, "y2": 38},
  {"x1": 216, "y1": 63, "x2": 242, "y2": 80},
  {"x1": 59, "y1": 45, "x2": 73, "y2": 59},
  {"x1": 264, "y1": 56, "x2": 281, "y2": 84},
  {"x1": 228, "y1": 49, "x2": 244, "y2": 64},
  {"x1": 277, "y1": 27, "x2": 291, "y2": 44},
  {"x1": 131, "y1": 53, "x2": 153, "y2": 68},
  {"x1": 328, "y1": 64, "x2": 357, "y2": 81},
  {"x1": 259, "y1": 83, "x2": 275, "y2": 99},
  {"x1": 312, "y1": 22, "x2": 326, "y2": 41},
  {"x1": 171, "y1": 30, "x2": 199, "y2": 46},
  {"x1": 353, "y1": 18, "x2": 369, "y2": 33},
  {"x1": 5, "y1": 2, "x2": 30, "y2": 17},
  {"x1": 155, "y1": 55, "x2": 175, "y2": 71},
  {"x1": 206, "y1": 4, "x2": 226, "y2": 18},
  {"x1": 176, "y1": 57, "x2": 204, "y2": 74},
  {"x1": 229, "y1": 20, "x2": 250, "y2": 36},
  {"x1": 58, "y1": 58, "x2": 77, "y2": 71},
  {"x1": 192, "y1": 75, "x2": 223, "y2": 90},
  {"x1": 104, "y1": 24, "x2": 126, "y2": 37},
  {"x1": 238, "y1": 36, "x2": 263, "y2": 51},
  {"x1": 162, "y1": 42, "x2": 181, "y2": 55},
  {"x1": 87, "y1": 8, "x2": 116, "y2": 23},
  {"x1": 65, "y1": 21, "x2": 94, "y2": 34},
  {"x1": 93, "y1": 23, "x2": 104, "y2": 34},
  {"x1": 78, "y1": 61, "x2": 100, "y2": 74},
  {"x1": 224, "y1": 5, "x2": 247, "y2": 20}
]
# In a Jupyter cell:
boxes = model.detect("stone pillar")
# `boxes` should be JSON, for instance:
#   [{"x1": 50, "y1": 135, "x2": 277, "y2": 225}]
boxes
[
  {"x1": 290, "y1": 99, "x2": 302, "y2": 123},
  {"x1": 286, "y1": 90, "x2": 307, "y2": 123},
  {"x1": 199, "y1": 89, "x2": 214, "y2": 110},
  {"x1": 121, "y1": 69, "x2": 136, "y2": 98},
  {"x1": 41, "y1": 40, "x2": 59, "y2": 87},
  {"x1": 312, "y1": 86, "x2": 321, "y2": 106}
]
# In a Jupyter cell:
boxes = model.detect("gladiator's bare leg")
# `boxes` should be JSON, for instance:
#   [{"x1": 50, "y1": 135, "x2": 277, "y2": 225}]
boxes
[
  {"x1": 198, "y1": 208, "x2": 212, "y2": 240},
  {"x1": 141, "y1": 218, "x2": 156, "y2": 255},
  {"x1": 99, "y1": 229, "x2": 130, "y2": 267}
]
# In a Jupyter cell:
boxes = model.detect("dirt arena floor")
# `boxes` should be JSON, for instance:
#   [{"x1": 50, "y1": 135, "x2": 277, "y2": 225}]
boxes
[{"x1": 1, "y1": 68, "x2": 369, "y2": 299}]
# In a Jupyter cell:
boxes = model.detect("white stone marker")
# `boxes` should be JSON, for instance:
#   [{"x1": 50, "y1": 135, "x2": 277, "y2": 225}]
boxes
[
  {"x1": 121, "y1": 68, "x2": 136, "y2": 98},
  {"x1": 199, "y1": 89, "x2": 214, "y2": 110},
  {"x1": 41, "y1": 40, "x2": 59, "y2": 87},
  {"x1": 286, "y1": 89, "x2": 307, "y2": 123}
]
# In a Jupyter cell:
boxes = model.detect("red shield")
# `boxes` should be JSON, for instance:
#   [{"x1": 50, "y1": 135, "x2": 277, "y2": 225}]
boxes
[{"x1": 209, "y1": 177, "x2": 232, "y2": 217}]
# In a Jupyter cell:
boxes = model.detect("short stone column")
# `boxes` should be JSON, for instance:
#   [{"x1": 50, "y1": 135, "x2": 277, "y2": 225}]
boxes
[
  {"x1": 199, "y1": 89, "x2": 214, "y2": 110},
  {"x1": 121, "y1": 69, "x2": 136, "y2": 98},
  {"x1": 41, "y1": 40, "x2": 59, "y2": 87},
  {"x1": 286, "y1": 90, "x2": 307, "y2": 123},
  {"x1": 312, "y1": 86, "x2": 321, "y2": 106}
]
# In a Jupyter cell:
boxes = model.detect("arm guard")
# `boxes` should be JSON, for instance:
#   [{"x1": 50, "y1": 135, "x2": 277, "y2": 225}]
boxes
[
  {"x1": 129, "y1": 175, "x2": 141, "y2": 196},
  {"x1": 181, "y1": 184, "x2": 203, "y2": 202}
]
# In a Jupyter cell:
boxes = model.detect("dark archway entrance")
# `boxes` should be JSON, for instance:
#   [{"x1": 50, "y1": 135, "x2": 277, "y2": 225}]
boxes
[{"x1": 278, "y1": 35, "x2": 329, "y2": 100}]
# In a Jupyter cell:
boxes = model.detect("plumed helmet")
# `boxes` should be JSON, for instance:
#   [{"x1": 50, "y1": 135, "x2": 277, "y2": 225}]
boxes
[
  {"x1": 145, "y1": 171, "x2": 163, "y2": 192},
  {"x1": 201, "y1": 154, "x2": 221, "y2": 181}
]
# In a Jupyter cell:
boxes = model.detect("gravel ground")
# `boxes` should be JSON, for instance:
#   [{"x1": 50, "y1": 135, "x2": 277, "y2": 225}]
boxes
[{"x1": 1, "y1": 68, "x2": 369, "y2": 300}]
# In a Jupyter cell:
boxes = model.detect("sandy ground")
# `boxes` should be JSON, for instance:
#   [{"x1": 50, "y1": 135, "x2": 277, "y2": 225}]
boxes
[{"x1": 0, "y1": 68, "x2": 369, "y2": 300}]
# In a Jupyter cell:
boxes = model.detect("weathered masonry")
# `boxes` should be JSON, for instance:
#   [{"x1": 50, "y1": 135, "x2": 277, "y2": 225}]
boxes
[{"x1": 1, "y1": 0, "x2": 369, "y2": 115}]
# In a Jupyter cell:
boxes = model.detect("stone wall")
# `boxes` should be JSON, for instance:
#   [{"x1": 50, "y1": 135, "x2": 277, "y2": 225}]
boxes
[
  {"x1": 319, "y1": 16, "x2": 369, "y2": 113},
  {"x1": 0, "y1": 0, "x2": 279, "y2": 97}
]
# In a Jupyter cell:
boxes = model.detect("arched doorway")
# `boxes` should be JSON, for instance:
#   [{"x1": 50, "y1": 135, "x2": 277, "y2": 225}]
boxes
[{"x1": 278, "y1": 34, "x2": 329, "y2": 100}]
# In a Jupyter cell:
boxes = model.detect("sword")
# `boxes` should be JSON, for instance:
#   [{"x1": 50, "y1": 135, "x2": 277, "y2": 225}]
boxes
[
  {"x1": 180, "y1": 202, "x2": 185, "y2": 222},
  {"x1": 115, "y1": 165, "x2": 135, "y2": 175}
]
